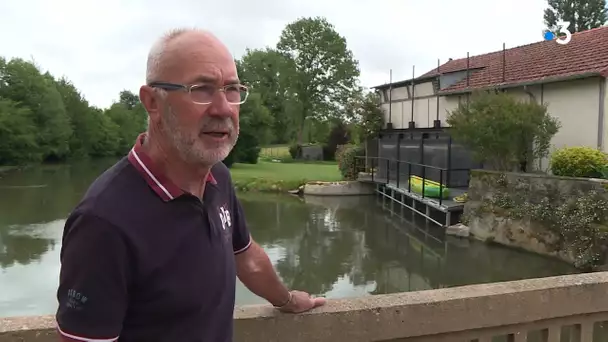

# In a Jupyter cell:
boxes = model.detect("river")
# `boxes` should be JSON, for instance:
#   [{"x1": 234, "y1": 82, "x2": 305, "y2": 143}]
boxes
[{"x1": 0, "y1": 159, "x2": 578, "y2": 318}]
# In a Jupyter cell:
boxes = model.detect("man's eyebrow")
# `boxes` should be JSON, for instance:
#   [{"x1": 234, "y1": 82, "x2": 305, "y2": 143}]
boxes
[
  {"x1": 189, "y1": 75, "x2": 217, "y2": 84},
  {"x1": 188, "y1": 76, "x2": 241, "y2": 85}
]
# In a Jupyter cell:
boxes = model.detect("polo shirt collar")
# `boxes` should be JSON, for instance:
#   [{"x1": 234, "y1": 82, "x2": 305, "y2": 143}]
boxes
[{"x1": 127, "y1": 133, "x2": 217, "y2": 201}]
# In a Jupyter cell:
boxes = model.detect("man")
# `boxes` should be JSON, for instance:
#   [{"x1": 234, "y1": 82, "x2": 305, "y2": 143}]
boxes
[{"x1": 55, "y1": 28, "x2": 325, "y2": 342}]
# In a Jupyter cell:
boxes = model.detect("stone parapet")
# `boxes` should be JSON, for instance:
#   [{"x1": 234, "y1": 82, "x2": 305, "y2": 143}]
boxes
[{"x1": 3, "y1": 272, "x2": 608, "y2": 341}]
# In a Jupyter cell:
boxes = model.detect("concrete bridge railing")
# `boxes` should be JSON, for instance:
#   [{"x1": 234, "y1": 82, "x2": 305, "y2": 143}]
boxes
[{"x1": 2, "y1": 272, "x2": 608, "y2": 341}]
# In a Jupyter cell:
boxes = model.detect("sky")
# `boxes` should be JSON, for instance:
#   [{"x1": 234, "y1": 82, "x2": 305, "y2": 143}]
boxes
[{"x1": 0, "y1": 0, "x2": 548, "y2": 109}]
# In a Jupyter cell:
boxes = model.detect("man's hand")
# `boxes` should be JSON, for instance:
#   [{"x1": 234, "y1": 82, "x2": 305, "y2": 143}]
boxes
[
  {"x1": 235, "y1": 242, "x2": 326, "y2": 313},
  {"x1": 277, "y1": 290, "x2": 326, "y2": 313}
]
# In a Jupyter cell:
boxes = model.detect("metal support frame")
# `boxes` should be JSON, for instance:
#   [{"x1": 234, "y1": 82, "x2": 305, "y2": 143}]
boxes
[
  {"x1": 375, "y1": 184, "x2": 445, "y2": 227},
  {"x1": 388, "y1": 69, "x2": 393, "y2": 126},
  {"x1": 357, "y1": 155, "x2": 470, "y2": 228}
]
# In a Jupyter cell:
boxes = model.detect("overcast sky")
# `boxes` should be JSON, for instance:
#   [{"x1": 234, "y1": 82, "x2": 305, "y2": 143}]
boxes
[{"x1": 0, "y1": 0, "x2": 547, "y2": 109}]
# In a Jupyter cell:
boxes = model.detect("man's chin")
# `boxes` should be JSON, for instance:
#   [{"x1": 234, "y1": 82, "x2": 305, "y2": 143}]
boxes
[{"x1": 197, "y1": 148, "x2": 232, "y2": 166}]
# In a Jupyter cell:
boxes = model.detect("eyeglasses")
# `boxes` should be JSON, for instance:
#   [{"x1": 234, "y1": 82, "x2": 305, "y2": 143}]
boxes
[{"x1": 149, "y1": 82, "x2": 249, "y2": 105}]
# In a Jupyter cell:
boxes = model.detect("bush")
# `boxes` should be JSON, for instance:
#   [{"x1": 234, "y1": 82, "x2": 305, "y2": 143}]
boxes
[
  {"x1": 447, "y1": 91, "x2": 560, "y2": 171},
  {"x1": 288, "y1": 144, "x2": 301, "y2": 159},
  {"x1": 226, "y1": 130, "x2": 261, "y2": 166},
  {"x1": 223, "y1": 150, "x2": 236, "y2": 168},
  {"x1": 551, "y1": 146, "x2": 608, "y2": 178},
  {"x1": 238, "y1": 146, "x2": 261, "y2": 164},
  {"x1": 323, "y1": 122, "x2": 350, "y2": 161},
  {"x1": 336, "y1": 144, "x2": 363, "y2": 180}
]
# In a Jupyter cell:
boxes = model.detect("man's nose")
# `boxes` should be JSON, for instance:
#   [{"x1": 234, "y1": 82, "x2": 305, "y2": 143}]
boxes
[{"x1": 206, "y1": 92, "x2": 233, "y2": 117}]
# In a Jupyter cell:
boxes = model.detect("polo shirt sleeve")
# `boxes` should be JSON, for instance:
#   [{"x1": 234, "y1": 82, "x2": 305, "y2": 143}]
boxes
[
  {"x1": 56, "y1": 210, "x2": 131, "y2": 342},
  {"x1": 232, "y1": 196, "x2": 252, "y2": 254}
]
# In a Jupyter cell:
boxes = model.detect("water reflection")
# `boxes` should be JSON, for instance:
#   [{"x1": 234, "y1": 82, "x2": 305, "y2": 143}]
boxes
[
  {"x1": 0, "y1": 220, "x2": 63, "y2": 316},
  {"x1": 0, "y1": 222, "x2": 58, "y2": 269},
  {"x1": 0, "y1": 161, "x2": 116, "y2": 316},
  {"x1": 234, "y1": 193, "x2": 578, "y2": 305},
  {"x1": 0, "y1": 161, "x2": 579, "y2": 317}
]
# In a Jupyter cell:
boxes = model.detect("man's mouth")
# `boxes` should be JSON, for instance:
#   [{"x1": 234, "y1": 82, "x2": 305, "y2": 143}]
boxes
[{"x1": 201, "y1": 131, "x2": 229, "y2": 138}]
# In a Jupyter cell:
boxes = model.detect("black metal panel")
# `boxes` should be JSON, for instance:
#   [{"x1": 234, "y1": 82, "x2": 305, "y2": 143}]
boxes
[
  {"x1": 378, "y1": 133, "x2": 398, "y2": 180},
  {"x1": 365, "y1": 138, "x2": 379, "y2": 159},
  {"x1": 397, "y1": 131, "x2": 423, "y2": 185},
  {"x1": 449, "y1": 143, "x2": 482, "y2": 187},
  {"x1": 377, "y1": 127, "x2": 482, "y2": 189},
  {"x1": 421, "y1": 132, "x2": 448, "y2": 183}
]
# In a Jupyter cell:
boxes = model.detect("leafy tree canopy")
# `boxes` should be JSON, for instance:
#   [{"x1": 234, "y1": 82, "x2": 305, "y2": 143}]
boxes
[
  {"x1": 544, "y1": 0, "x2": 607, "y2": 33},
  {"x1": 276, "y1": 17, "x2": 361, "y2": 143}
]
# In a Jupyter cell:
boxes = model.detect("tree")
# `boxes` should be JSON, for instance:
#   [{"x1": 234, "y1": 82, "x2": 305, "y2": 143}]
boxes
[
  {"x1": 544, "y1": 0, "x2": 607, "y2": 34},
  {"x1": 0, "y1": 58, "x2": 72, "y2": 161},
  {"x1": 0, "y1": 56, "x2": 150, "y2": 166},
  {"x1": 447, "y1": 91, "x2": 560, "y2": 172},
  {"x1": 348, "y1": 90, "x2": 384, "y2": 168},
  {"x1": 55, "y1": 78, "x2": 103, "y2": 158},
  {"x1": 0, "y1": 99, "x2": 39, "y2": 164},
  {"x1": 104, "y1": 103, "x2": 143, "y2": 154},
  {"x1": 103, "y1": 90, "x2": 147, "y2": 154},
  {"x1": 224, "y1": 92, "x2": 274, "y2": 166},
  {"x1": 277, "y1": 17, "x2": 360, "y2": 144},
  {"x1": 119, "y1": 90, "x2": 140, "y2": 110},
  {"x1": 323, "y1": 121, "x2": 350, "y2": 160},
  {"x1": 350, "y1": 91, "x2": 384, "y2": 141},
  {"x1": 237, "y1": 49, "x2": 296, "y2": 144}
]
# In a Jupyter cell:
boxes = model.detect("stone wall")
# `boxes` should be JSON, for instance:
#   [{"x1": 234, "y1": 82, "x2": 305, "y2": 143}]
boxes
[
  {"x1": 463, "y1": 170, "x2": 608, "y2": 270},
  {"x1": 3, "y1": 273, "x2": 608, "y2": 342}
]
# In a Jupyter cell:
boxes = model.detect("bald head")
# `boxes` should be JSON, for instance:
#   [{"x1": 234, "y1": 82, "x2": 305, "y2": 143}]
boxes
[{"x1": 146, "y1": 28, "x2": 234, "y2": 84}]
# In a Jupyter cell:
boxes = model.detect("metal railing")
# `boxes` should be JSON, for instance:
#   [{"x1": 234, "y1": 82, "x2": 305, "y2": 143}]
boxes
[{"x1": 354, "y1": 156, "x2": 470, "y2": 206}]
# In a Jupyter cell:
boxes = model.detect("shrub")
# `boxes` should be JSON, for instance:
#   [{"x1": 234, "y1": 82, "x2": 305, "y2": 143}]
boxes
[
  {"x1": 288, "y1": 143, "x2": 301, "y2": 159},
  {"x1": 223, "y1": 151, "x2": 236, "y2": 168},
  {"x1": 323, "y1": 122, "x2": 350, "y2": 161},
  {"x1": 336, "y1": 144, "x2": 363, "y2": 180},
  {"x1": 551, "y1": 146, "x2": 608, "y2": 178},
  {"x1": 447, "y1": 91, "x2": 560, "y2": 171},
  {"x1": 238, "y1": 145, "x2": 261, "y2": 164},
  {"x1": 226, "y1": 130, "x2": 261, "y2": 166}
]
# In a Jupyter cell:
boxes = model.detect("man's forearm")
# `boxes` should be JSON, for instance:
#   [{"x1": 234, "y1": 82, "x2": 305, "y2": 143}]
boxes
[{"x1": 235, "y1": 241, "x2": 290, "y2": 306}]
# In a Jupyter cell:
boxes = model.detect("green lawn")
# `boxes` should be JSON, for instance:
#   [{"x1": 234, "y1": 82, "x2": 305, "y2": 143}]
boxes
[
  {"x1": 229, "y1": 161, "x2": 342, "y2": 192},
  {"x1": 230, "y1": 161, "x2": 341, "y2": 181}
]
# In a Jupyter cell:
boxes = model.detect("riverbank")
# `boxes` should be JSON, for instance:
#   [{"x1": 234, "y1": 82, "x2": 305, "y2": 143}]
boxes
[
  {"x1": 462, "y1": 169, "x2": 608, "y2": 271},
  {"x1": 0, "y1": 165, "x2": 31, "y2": 177},
  {"x1": 229, "y1": 161, "x2": 342, "y2": 192},
  {"x1": 1, "y1": 160, "x2": 343, "y2": 193},
  {"x1": 0, "y1": 166, "x2": 20, "y2": 173}
]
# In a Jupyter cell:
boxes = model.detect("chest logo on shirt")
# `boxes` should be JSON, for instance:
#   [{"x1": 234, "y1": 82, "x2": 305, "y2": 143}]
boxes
[{"x1": 219, "y1": 205, "x2": 232, "y2": 230}]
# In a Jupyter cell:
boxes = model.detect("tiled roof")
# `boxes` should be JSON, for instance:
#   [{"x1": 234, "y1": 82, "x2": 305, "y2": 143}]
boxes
[{"x1": 416, "y1": 26, "x2": 608, "y2": 94}]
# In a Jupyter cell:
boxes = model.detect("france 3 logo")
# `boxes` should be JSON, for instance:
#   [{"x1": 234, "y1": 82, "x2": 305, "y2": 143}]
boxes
[{"x1": 543, "y1": 21, "x2": 572, "y2": 45}]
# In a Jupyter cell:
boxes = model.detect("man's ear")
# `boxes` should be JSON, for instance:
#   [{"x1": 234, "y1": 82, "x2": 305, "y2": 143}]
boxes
[{"x1": 139, "y1": 85, "x2": 161, "y2": 124}]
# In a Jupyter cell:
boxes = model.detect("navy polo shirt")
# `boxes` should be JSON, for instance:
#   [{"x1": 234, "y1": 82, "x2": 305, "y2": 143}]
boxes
[{"x1": 56, "y1": 134, "x2": 252, "y2": 342}]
